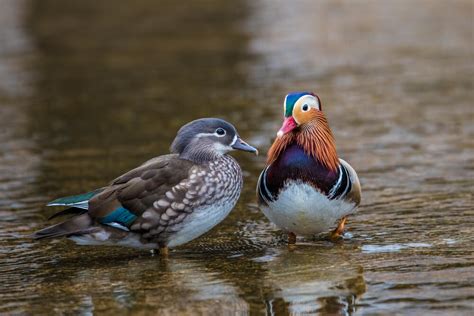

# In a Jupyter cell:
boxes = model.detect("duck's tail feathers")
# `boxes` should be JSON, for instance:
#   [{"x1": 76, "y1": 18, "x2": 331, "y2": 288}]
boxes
[
  {"x1": 47, "y1": 188, "x2": 104, "y2": 209},
  {"x1": 32, "y1": 213, "x2": 94, "y2": 240},
  {"x1": 47, "y1": 207, "x2": 88, "y2": 220},
  {"x1": 48, "y1": 207, "x2": 87, "y2": 221}
]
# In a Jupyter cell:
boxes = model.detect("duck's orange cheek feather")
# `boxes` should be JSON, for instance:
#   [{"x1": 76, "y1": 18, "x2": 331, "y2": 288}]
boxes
[{"x1": 293, "y1": 108, "x2": 318, "y2": 125}]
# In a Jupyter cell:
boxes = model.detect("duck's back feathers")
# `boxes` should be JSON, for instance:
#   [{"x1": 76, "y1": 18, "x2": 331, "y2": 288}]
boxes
[{"x1": 89, "y1": 154, "x2": 193, "y2": 219}]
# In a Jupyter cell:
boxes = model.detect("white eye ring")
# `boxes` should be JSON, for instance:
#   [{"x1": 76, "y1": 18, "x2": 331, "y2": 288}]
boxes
[
  {"x1": 302, "y1": 104, "x2": 310, "y2": 112},
  {"x1": 215, "y1": 128, "x2": 226, "y2": 137}
]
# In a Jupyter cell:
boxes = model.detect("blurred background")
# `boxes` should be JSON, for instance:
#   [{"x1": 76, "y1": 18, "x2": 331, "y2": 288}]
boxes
[{"x1": 0, "y1": 0, "x2": 472, "y2": 314}]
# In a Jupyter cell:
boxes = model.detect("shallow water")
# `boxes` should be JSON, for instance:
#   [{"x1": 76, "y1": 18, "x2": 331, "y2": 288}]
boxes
[{"x1": 0, "y1": 0, "x2": 473, "y2": 315}]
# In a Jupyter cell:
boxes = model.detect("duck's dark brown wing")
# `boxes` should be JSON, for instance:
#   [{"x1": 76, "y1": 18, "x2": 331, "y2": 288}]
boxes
[{"x1": 87, "y1": 154, "x2": 195, "y2": 225}]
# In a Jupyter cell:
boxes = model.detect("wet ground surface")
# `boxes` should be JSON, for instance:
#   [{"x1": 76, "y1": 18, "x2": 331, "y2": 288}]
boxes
[{"x1": 0, "y1": 0, "x2": 473, "y2": 314}]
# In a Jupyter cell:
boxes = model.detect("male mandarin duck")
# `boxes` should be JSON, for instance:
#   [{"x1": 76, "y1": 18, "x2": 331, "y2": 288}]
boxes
[
  {"x1": 257, "y1": 92, "x2": 361, "y2": 244},
  {"x1": 34, "y1": 118, "x2": 257, "y2": 254}
]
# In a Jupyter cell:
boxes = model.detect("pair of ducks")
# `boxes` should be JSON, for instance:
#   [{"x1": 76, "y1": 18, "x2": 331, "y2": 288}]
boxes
[{"x1": 34, "y1": 92, "x2": 361, "y2": 254}]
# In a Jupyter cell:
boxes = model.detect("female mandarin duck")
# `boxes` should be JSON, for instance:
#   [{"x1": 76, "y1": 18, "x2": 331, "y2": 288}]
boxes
[
  {"x1": 257, "y1": 92, "x2": 361, "y2": 244},
  {"x1": 34, "y1": 118, "x2": 257, "y2": 254}
]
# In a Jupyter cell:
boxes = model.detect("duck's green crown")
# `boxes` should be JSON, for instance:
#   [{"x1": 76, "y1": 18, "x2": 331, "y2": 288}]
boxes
[{"x1": 284, "y1": 92, "x2": 316, "y2": 117}]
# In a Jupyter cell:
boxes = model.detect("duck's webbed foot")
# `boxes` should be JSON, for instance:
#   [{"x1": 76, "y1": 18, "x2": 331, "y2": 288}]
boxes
[
  {"x1": 288, "y1": 232, "x2": 297, "y2": 245},
  {"x1": 159, "y1": 246, "x2": 169, "y2": 256},
  {"x1": 330, "y1": 216, "x2": 347, "y2": 241}
]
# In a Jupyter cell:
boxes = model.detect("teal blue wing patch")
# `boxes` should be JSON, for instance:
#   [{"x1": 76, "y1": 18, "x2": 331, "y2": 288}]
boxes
[
  {"x1": 47, "y1": 188, "x2": 105, "y2": 209},
  {"x1": 99, "y1": 206, "x2": 137, "y2": 228}
]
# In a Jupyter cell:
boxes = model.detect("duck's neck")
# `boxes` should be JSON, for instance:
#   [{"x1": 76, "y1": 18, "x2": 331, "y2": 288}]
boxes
[
  {"x1": 180, "y1": 143, "x2": 221, "y2": 164},
  {"x1": 267, "y1": 115, "x2": 339, "y2": 171}
]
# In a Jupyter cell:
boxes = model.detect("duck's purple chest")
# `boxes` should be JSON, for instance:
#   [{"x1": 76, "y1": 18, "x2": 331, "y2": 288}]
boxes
[{"x1": 266, "y1": 143, "x2": 339, "y2": 196}]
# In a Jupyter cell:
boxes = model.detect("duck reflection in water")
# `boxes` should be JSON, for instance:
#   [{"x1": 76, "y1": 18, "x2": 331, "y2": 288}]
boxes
[
  {"x1": 257, "y1": 247, "x2": 366, "y2": 315},
  {"x1": 33, "y1": 252, "x2": 250, "y2": 315}
]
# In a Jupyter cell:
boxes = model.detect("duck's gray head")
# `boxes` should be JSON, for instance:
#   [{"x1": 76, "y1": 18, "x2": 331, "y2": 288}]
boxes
[{"x1": 170, "y1": 118, "x2": 258, "y2": 163}]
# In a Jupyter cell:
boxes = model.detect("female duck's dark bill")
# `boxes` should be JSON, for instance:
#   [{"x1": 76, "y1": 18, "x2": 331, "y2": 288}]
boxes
[{"x1": 232, "y1": 137, "x2": 258, "y2": 155}]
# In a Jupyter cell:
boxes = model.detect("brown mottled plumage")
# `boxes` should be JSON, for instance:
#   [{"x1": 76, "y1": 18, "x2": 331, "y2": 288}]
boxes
[
  {"x1": 34, "y1": 118, "x2": 257, "y2": 253},
  {"x1": 87, "y1": 154, "x2": 197, "y2": 244}
]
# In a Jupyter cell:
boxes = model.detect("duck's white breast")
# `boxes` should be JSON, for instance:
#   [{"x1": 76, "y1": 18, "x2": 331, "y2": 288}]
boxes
[
  {"x1": 261, "y1": 181, "x2": 357, "y2": 235},
  {"x1": 166, "y1": 200, "x2": 236, "y2": 248},
  {"x1": 167, "y1": 154, "x2": 242, "y2": 248}
]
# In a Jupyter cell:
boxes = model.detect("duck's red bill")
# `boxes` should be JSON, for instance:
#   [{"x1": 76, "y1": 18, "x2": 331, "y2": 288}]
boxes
[{"x1": 277, "y1": 116, "x2": 297, "y2": 137}]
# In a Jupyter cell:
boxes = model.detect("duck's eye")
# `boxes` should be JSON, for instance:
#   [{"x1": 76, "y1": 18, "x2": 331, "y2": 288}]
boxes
[
  {"x1": 302, "y1": 104, "x2": 309, "y2": 112},
  {"x1": 215, "y1": 128, "x2": 226, "y2": 136}
]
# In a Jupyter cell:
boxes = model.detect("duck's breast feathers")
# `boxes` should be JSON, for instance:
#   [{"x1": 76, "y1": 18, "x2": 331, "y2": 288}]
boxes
[
  {"x1": 258, "y1": 145, "x2": 361, "y2": 206},
  {"x1": 263, "y1": 143, "x2": 339, "y2": 198}
]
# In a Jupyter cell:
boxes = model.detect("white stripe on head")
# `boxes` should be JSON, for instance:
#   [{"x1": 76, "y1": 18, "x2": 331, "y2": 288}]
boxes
[
  {"x1": 195, "y1": 129, "x2": 228, "y2": 139},
  {"x1": 230, "y1": 135, "x2": 237, "y2": 146},
  {"x1": 193, "y1": 130, "x2": 235, "y2": 154},
  {"x1": 283, "y1": 94, "x2": 289, "y2": 115},
  {"x1": 294, "y1": 94, "x2": 321, "y2": 113},
  {"x1": 195, "y1": 132, "x2": 217, "y2": 138}
]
